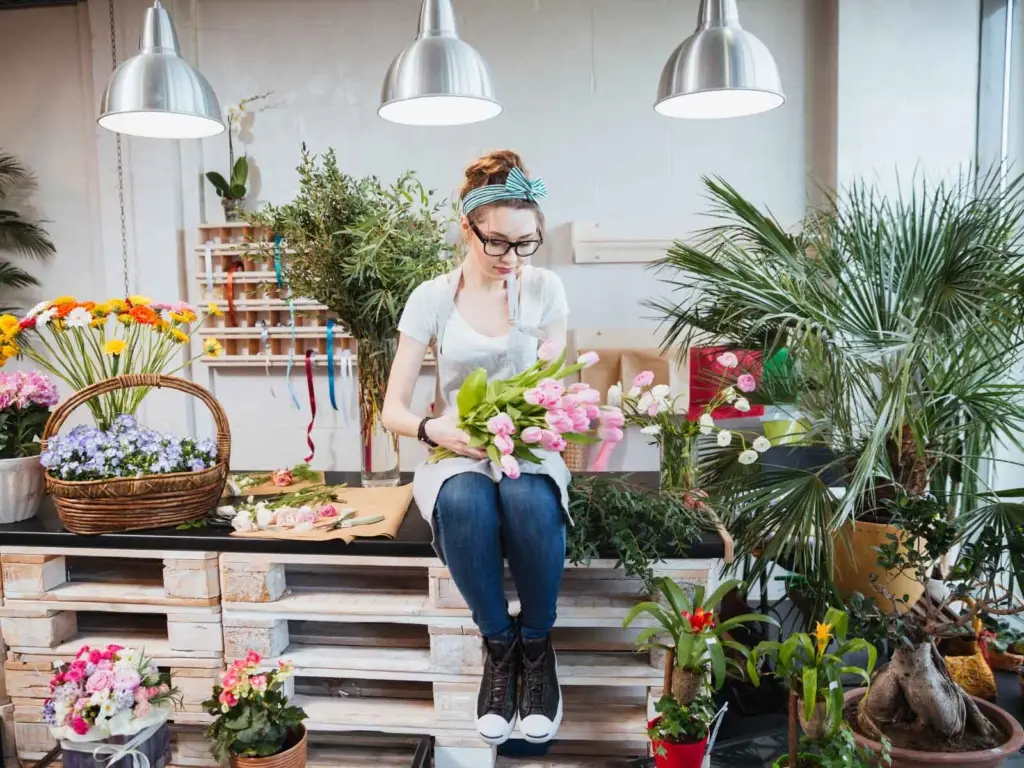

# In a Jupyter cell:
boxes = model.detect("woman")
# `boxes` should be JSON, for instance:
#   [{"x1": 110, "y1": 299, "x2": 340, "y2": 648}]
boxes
[{"x1": 383, "y1": 150, "x2": 569, "y2": 746}]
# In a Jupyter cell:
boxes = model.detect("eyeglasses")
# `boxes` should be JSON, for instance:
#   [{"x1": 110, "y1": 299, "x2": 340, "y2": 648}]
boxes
[{"x1": 469, "y1": 220, "x2": 543, "y2": 258}]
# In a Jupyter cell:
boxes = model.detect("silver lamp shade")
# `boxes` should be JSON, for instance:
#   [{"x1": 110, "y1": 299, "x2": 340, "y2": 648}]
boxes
[
  {"x1": 656, "y1": 0, "x2": 784, "y2": 119},
  {"x1": 379, "y1": 0, "x2": 500, "y2": 126},
  {"x1": 99, "y1": 1, "x2": 224, "y2": 139}
]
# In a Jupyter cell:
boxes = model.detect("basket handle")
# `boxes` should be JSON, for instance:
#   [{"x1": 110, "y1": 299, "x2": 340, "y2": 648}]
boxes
[{"x1": 40, "y1": 374, "x2": 231, "y2": 467}]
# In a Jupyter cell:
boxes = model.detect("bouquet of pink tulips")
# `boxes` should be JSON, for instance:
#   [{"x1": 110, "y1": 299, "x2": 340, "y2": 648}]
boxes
[{"x1": 431, "y1": 340, "x2": 622, "y2": 478}]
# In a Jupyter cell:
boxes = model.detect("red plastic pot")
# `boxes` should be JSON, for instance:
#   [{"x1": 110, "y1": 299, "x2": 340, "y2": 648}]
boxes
[{"x1": 649, "y1": 718, "x2": 708, "y2": 768}]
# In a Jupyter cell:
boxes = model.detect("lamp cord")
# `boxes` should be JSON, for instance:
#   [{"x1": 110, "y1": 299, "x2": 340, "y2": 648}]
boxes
[{"x1": 108, "y1": 0, "x2": 131, "y2": 298}]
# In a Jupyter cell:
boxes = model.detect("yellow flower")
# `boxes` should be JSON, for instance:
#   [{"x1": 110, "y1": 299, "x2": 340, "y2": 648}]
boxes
[
  {"x1": 117, "y1": 313, "x2": 132, "y2": 325},
  {"x1": 103, "y1": 339, "x2": 127, "y2": 356},
  {"x1": 1, "y1": 345, "x2": 17, "y2": 358},
  {"x1": 204, "y1": 339, "x2": 223, "y2": 358},
  {"x1": 90, "y1": 317, "x2": 107, "y2": 328},
  {"x1": 207, "y1": 302, "x2": 223, "y2": 318},
  {"x1": 169, "y1": 328, "x2": 189, "y2": 344},
  {"x1": 108, "y1": 299, "x2": 127, "y2": 313},
  {"x1": 169, "y1": 311, "x2": 198, "y2": 324},
  {"x1": 814, "y1": 622, "x2": 832, "y2": 656},
  {"x1": 91, "y1": 302, "x2": 111, "y2": 317},
  {"x1": 153, "y1": 318, "x2": 169, "y2": 332},
  {"x1": 51, "y1": 295, "x2": 76, "y2": 305},
  {"x1": 127, "y1": 295, "x2": 152, "y2": 306},
  {"x1": 0, "y1": 315, "x2": 19, "y2": 335}
]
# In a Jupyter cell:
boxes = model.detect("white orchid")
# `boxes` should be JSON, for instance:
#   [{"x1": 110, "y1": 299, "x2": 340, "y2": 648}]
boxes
[
  {"x1": 753, "y1": 436, "x2": 772, "y2": 453},
  {"x1": 717, "y1": 430, "x2": 732, "y2": 447},
  {"x1": 698, "y1": 413, "x2": 715, "y2": 435},
  {"x1": 738, "y1": 449, "x2": 758, "y2": 465},
  {"x1": 641, "y1": 425, "x2": 662, "y2": 436},
  {"x1": 734, "y1": 397, "x2": 751, "y2": 413}
]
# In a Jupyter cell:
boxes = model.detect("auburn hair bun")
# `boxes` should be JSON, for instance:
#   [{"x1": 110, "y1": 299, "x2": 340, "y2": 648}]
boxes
[{"x1": 460, "y1": 150, "x2": 528, "y2": 199}]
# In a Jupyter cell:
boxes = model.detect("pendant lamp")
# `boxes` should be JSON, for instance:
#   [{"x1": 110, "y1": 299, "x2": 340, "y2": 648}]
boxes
[
  {"x1": 379, "y1": 0, "x2": 501, "y2": 126},
  {"x1": 656, "y1": 0, "x2": 784, "y2": 119},
  {"x1": 99, "y1": 0, "x2": 224, "y2": 139}
]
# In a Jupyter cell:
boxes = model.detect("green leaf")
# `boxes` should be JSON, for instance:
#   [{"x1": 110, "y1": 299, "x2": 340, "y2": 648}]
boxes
[
  {"x1": 506, "y1": 404, "x2": 521, "y2": 422},
  {"x1": 707, "y1": 638, "x2": 727, "y2": 690},
  {"x1": 702, "y1": 578, "x2": 742, "y2": 612},
  {"x1": 205, "y1": 171, "x2": 230, "y2": 197},
  {"x1": 486, "y1": 444, "x2": 501, "y2": 467},
  {"x1": 457, "y1": 368, "x2": 488, "y2": 417},
  {"x1": 675, "y1": 631, "x2": 696, "y2": 668},
  {"x1": 229, "y1": 183, "x2": 247, "y2": 198},
  {"x1": 715, "y1": 613, "x2": 778, "y2": 634},
  {"x1": 232, "y1": 155, "x2": 249, "y2": 187},
  {"x1": 802, "y1": 667, "x2": 818, "y2": 721}
]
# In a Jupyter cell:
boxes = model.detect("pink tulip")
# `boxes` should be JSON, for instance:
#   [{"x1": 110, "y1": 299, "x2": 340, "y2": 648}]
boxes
[
  {"x1": 540, "y1": 391, "x2": 564, "y2": 410},
  {"x1": 494, "y1": 434, "x2": 515, "y2": 455},
  {"x1": 598, "y1": 426, "x2": 625, "y2": 442},
  {"x1": 737, "y1": 373, "x2": 756, "y2": 393},
  {"x1": 487, "y1": 413, "x2": 516, "y2": 436},
  {"x1": 568, "y1": 382, "x2": 589, "y2": 394},
  {"x1": 633, "y1": 370, "x2": 655, "y2": 388},
  {"x1": 599, "y1": 407, "x2": 625, "y2": 428},
  {"x1": 571, "y1": 412, "x2": 591, "y2": 432},
  {"x1": 537, "y1": 338, "x2": 557, "y2": 361},
  {"x1": 524, "y1": 388, "x2": 542, "y2": 406},
  {"x1": 545, "y1": 410, "x2": 568, "y2": 430},
  {"x1": 540, "y1": 429, "x2": 562, "y2": 451},
  {"x1": 539, "y1": 378, "x2": 564, "y2": 397},
  {"x1": 500, "y1": 454, "x2": 521, "y2": 479},
  {"x1": 584, "y1": 404, "x2": 601, "y2": 420},
  {"x1": 575, "y1": 387, "x2": 601, "y2": 405},
  {"x1": 521, "y1": 426, "x2": 543, "y2": 444},
  {"x1": 577, "y1": 351, "x2": 600, "y2": 368},
  {"x1": 560, "y1": 393, "x2": 578, "y2": 409}
]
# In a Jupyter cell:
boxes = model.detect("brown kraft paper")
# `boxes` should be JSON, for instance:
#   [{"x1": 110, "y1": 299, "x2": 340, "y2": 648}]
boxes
[{"x1": 581, "y1": 348, "x2": 672, "y2": 402}]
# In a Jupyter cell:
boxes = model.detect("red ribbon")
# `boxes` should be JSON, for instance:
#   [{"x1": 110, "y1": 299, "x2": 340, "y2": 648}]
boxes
[
  {"x1": 304, "y1": 350, "x2": 317, "y2": 462},
  {"x1": 226, "y1": 261, "x2": 244, "y2": 327}
]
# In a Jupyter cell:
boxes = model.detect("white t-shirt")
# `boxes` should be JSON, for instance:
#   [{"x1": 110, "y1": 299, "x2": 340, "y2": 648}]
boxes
[{"x1": 398, "y1": 265, "x2": 569, "y2": 353}]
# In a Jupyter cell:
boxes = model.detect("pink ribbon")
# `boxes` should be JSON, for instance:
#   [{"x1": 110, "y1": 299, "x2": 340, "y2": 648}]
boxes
[{"x1": 304, "y1": 350, "x2": 317, "y2": 462}]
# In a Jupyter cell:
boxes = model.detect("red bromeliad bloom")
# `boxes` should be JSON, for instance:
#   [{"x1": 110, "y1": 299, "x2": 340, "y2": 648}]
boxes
[{"x1": 682, "y1": 607, "x2": 716, "y2": 633}]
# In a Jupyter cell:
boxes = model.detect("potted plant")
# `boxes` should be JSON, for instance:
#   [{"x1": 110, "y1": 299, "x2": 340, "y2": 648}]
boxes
[
  {"x1": 205, "y1": 92, "x2": 271, "y2": 221},
  {"x1": 249, "y1": 147, "x2": 452, "y2": 486},
  {"x1": 771, "y1": 724, "x2": 891, "y2": 768},
  {"x1": 623, "y1": 577, "x2": 775, "y2": 703},
  {"x1": 753, "y1": 607, "x2": 874, "y2": 763},
  {"x1": 0, "y1": 370, "x2": 58, "y2": 522},
  {"x1": 43, "y1": 643, "x2": 180, "y2": 768},
  {"x1": 0, "y1": 150, "x2": 56, "y2": 311},
  {"x1": 647, "y1": 692, "x2": 717, "y2": 768},
  {"x1": 203, "y1": 651, "x2": 308, "y2": 768}
]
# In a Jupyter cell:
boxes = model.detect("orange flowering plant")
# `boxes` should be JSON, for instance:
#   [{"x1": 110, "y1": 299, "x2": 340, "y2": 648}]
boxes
[{"x1": 0, "y1": 296, "x2": 223, "y2": 428}]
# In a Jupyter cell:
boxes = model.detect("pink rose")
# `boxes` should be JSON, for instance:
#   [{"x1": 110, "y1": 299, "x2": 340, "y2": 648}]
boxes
[
  {"x1": 96, "y1": 659, "x2": 112, "y2": 671},
  {"x1": 246, "y1": 650, "x2": 262, "y2": 665},
  {"x1": 270, "y1": 469, "x2": 293, "y2": 487},
  {"x1": 633, "y1": 371, "x2": 655, "y2": 388},
  {"x1": 135, "y1": 700, "x2": 151, "y2": 718},
  {"x1": 296, "y1": 507, "x2": 317, "y2": 525},
  {"x1": 494, "y1": 434, "x2": 515, "y2": 455},
  {"x1": 521, "y1": 426, "x2": 543, "y2": 444},
  {"x1": 107, "y1": 644, "x2": 123, "y2": 653},
  {"x1": 523, "y1": 388, "x2": 543, "y2": 406},
  {"x1": 716, "y1": 352, "x2": 739, "y2": 368},
  {"x1": 85, "y1": 670, "x2": 114, "y2": 693},
  {"x1": 487, "y1": 413, "x2": 516, "y2": 436},
  {"x1": 736, "y1": 373, "x2": 756, "y2": 393},
  {"x1": 88, "y1": 650, "x2": 101, "y2": 664},
  {"x1": 499, "y1": 454, "x2": 521, "y2": 479},
  {"x1": 537, "y1": 338, "x2": 557, "y2": 361},
  {"x1": 72, "y1": 716, "x2": 89, "y2": 735},
  {"x1": 577, "y1": 351, "x2": 600, "y2": 368},
  {"x1": 114, "y1": 670, "x2": 140, "y2": 690},
  {"x1": 599, "y1": 407, "x2": 625, "y2": 428},
  {"x1": 598, "y1": 426, "x2": 625, "y2": 442},
  {"x1": 316, "y1": 504, "x2": 337, "y2": 518},
  {"x1": 65, "y1": 667, "x2": 84, "y2": 683},
  {"x1": 221, "y1": 671, "x2": 238, "y2": 690}
]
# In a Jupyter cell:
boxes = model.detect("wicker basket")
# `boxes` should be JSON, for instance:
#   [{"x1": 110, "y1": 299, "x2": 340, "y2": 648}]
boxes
[
  {"x1": 41, "y1": 374, "x2": 231, "y2": 535},
  {"x1": 563, "y1": 441, "x2": 588, "y2": 472}
]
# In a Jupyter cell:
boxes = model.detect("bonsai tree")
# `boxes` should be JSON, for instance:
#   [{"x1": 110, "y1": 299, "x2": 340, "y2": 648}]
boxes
[{"x1": 0, "y1": 152, "x2": 55, "y2": 310}]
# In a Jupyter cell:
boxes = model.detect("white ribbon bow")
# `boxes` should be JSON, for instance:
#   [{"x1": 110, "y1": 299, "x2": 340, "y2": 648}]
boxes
[{"x1": 61, "y1": 722, "x2": 163, "y2": 768}]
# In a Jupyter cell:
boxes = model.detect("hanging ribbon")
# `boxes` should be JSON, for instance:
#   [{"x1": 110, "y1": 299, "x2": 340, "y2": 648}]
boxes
[
  {"x1": 285, "y1": 299, "x2": 301, "y2": 409},
  {"x1": 204, "y1": 241, "x2": 214, "y2": 296},
  {"x1": 273, "y1": 234, "x2": 284, "y2": 289},
  {"x1": 304, "y1": 350, "x2": 317, "y2": 462},
  {"x1": 226, "y1": 261, "x2": 244, "y2": 327},
  {"x1": 340, "y1": 348, "x2": 353, "y2": 425},
  {"x1": 260, "y1": 321, "x2": 275, "y2": 398},
  {"x1": 326, "y1": 319, "x2": 338, "y2": 411}
]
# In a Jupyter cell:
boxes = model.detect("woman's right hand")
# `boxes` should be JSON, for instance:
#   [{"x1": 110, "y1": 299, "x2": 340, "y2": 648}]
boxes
[{"x1": 426, "y1": 413, "x2": 486, "y2": 459}]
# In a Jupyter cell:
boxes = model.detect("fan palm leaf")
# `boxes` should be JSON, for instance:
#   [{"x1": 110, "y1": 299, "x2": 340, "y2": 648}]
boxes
[{"x1": 0, "y1": 151, "x2": 54, "y2": 299}]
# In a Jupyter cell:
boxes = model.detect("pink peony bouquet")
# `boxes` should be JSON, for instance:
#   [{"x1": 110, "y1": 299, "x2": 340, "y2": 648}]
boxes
[
  {"x1": 43, "y1": 644, "x2": 179, "y2": 740},
  {"x1": 431, "y1": 341, "x2": 621, "y2": 478},
  {"x1": 0, "y1": 370, "x2": 59, "y2": 459}
]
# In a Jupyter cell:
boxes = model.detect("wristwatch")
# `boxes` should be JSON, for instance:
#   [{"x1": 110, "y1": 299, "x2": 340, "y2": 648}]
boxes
[{"x1": 418, "y1": 417, "x2": 437, "y2": 447}]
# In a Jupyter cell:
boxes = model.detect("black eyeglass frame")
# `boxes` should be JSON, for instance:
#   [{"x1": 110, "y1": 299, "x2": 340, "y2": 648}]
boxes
[{"x1": 468, "y1": 220, "x2": 543, "y2": 258}]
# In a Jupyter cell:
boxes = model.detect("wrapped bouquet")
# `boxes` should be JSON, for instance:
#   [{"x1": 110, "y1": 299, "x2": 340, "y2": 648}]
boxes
[{"x1": 431, "y1": 341, "x2": 620, "y2": 478}]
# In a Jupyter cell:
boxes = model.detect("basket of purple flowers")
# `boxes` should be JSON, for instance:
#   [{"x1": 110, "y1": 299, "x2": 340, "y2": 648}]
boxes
[{"x1": 40, "y1": 374, "x2": 230, "y2": 534}]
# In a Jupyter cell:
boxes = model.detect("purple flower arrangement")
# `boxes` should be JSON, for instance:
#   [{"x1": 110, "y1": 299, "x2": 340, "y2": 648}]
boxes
[
  {"x1": 0, "y1": 370, "x2": 59, "y2": 459},
  {"x1": 40, "y1": 415, "x2": 217, "y2": 481}
]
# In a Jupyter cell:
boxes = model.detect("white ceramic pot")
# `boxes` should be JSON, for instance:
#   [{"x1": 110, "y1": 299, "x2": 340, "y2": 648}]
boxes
[{"x1": 0, "y1": 455, "x2": 45, "y2": 524}]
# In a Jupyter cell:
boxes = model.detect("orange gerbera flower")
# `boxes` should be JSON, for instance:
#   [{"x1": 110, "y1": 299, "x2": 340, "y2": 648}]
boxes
[
  {"x1": 54, "y1": 303, "x2": 77, "y2": 319},
  {"x1": 129, "y1": 305, "x2": 159, "y2": 326}
]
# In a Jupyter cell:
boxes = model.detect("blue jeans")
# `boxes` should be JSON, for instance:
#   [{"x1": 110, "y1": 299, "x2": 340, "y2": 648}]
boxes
[{"x1": 434, "y1": 472, "x2": 566, "y2": 644}]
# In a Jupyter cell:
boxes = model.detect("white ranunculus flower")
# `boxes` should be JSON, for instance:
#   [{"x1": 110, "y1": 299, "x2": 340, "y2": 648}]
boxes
[
  {"x1": 294, "y1": 521, "x2": 314, "y2": 532},
  {"x1": 738, "y1": 449, "x2": 758, "y2": 465},
  {"x1": 717, "y1": 430, "x2": 732, "y2": 447},
  {"x1": 651, "y1": 384, "x2": 671, "y2": 400},
  {"x1": 607, "y1": 383, "x2": 622, "y2": 408},
  {"x1": 216, "y1": 505, "x2": 236, "y2": 517},
  {"x1": 637, "y1": 392, "x2": 654, "y2": 413},
  {"x1": 698, "y1": 413, "x2": 715, "y2": 435},
  {"x1": 734, "y1": 397, "x2": 751, "y2": 413},
  {"x1": 255, "y1": 504, "x2": 274, "y2": 529},
  {"x1": 641, "y1": 425, "x2": 661, "y2": 436},
  {"x1": 722, "y1": 386, "x2": 738, "y2": 403},
  {"x1": 231, "y1": 510, "x2": 254, "y2": 532},
  {"x1": 753, "y1": 436, "x2": 772, "y2": 453},
  {"x1": 627, "y1": 385, "x2": 641, "y2": 399}
]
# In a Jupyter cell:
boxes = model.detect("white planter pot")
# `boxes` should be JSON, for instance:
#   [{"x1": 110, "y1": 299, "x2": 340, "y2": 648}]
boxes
[{"x1": 0, "y1": 455, "x2": 45, "y2": 524}]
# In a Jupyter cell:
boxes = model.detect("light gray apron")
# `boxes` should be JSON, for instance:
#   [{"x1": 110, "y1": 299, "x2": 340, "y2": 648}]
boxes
[{"x1": 411, "y1": 265, "x2": 571, "y2": 561}]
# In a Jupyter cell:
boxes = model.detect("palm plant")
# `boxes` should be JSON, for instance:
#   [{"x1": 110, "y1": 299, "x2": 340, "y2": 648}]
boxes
[
  {"x1": 649, "y1": 170, "x2": 1024, "y2": 597},
  {"x1": 0, "y1": 152, "x2": 54, "y2": 309}
]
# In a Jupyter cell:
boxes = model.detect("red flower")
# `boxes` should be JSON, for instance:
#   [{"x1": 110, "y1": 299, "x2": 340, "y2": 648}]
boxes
[
  {"x1": 682, "y1": 607, "x2": 716, "y2": 633},
  {"x1": 18, "y1": 316, "x2": 36, "y2": 330},
  {"x1": 71, "y1": 716, "x2": 89, "y2": 735}
]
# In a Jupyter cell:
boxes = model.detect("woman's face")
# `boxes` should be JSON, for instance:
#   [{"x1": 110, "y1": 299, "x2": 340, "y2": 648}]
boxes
[{"x1": 461, "y1": 206, "x2": 542, "y2": 282}]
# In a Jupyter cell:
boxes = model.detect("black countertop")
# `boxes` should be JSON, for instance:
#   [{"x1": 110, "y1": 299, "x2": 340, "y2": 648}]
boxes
[{"x1": 0, "y1": 472, "x2": 726, "y2": 560}]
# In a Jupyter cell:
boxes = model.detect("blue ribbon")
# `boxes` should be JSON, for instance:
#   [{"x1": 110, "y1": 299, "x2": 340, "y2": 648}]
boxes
[
  {"x1": 273, "y1": 234, "x2": 284, "y2": 288},
  {"x1": 461, "y1": 166, "x2": 549, "y2": 216},
  {"x1": 285, "y1": 299, "x2": 300, "y2": 410},
  {"x1": 326, "y1": 319, "x2": 338, "y2": 411}
]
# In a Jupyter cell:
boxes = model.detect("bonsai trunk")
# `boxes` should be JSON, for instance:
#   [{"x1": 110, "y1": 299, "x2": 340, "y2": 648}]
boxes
[
  {"x1": 788, "y1": 691, "x2": 799, "y2": 767},
  {"x1": 858, "y1": 640, "x2": 1002, "y2": 749}
]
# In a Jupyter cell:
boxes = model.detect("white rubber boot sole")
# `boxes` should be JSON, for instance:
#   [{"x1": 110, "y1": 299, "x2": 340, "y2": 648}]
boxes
[
  {"x1": 475, "y1": 712, "x2": 516, "y2": 746},
  {"x1": 520, "y1": 687, "x2": 563, "y2": 744}
]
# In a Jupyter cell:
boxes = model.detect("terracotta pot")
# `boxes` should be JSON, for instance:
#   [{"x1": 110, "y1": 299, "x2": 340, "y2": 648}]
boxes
[
  {"x1": 797, "y1": 699, "x2": 829, "y2": 742},
  {"x1": 670, "y1": 668, "x2": 704, "y2": 704},
  {"x1": 832, "y1": 521, "x2": 925, "y2": 613},
  {"x1": 229, "y1": 727, "x2": 307, "y2": 768},
  {"x1": 649, "y1": 726, "x2": 707, "y2": 768},
  {"x1": 844, "y1": 688, "x2": 1024, "y2": 768}
]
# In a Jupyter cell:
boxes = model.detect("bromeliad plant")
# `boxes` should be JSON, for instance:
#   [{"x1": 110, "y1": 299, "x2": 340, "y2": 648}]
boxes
[
  {"x1": 624, "y1": 577, "x2": 775, "y2": 702},
  {"x1": 203, "y1": 651, "x2": 307, "y2": 761}
]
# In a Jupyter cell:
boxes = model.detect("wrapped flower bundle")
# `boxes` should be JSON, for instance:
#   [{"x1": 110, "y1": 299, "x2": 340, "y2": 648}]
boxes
[
  {"x1": 40, "y1": 414, "x2": 218, "y2": 481},
  {"x1": 431, "y1": 341, "x2": 618, "y2": 478},
  {"x1": 43, "y1": 644, "x2": 179, "y2": 741}
]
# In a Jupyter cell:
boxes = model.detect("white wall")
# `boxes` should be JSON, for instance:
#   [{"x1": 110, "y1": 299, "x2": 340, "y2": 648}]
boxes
[{"x1": 0, "y1": 0, "x2": 984, "y2": 473}]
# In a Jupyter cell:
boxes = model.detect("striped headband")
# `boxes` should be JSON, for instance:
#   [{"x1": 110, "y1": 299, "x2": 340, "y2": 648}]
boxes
[{"x1": 461, "y1": 167, "x2": 548, "y2": 216}]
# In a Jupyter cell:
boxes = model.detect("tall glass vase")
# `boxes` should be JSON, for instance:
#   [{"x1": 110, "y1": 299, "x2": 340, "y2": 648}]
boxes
[
  {"x1": 357, "y1": 338, "x2": 400, "y2": 487},
  {"x1": 659, "y1": 431, "x2": 699, "y2": 492}
]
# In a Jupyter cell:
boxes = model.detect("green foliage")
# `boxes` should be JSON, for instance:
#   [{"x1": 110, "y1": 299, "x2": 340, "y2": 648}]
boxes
[
  {"x1": 0, "y1": 404, "x2": 49, "y2": 459},
  {"x1": 566, "y1": 475, "x2": 712, "y2": 586},
  {"x1": 647, "y1": 692, "x2": 716, "y2": 746},
  {"x1": 202, "y1": 669, "x2": 306, "y2": 760},
  {"x1": 624, "y1": 576, "x2": 776, "y2": 691},
  {"x1": 0, "y1": 152, "x2": 54, "y2": 310},
  {"x1": 814, "y1": 726, "x2": 892, "y2": 768},
  {"x1": 754, "y1": 608, "x2": 875, "y2": 738},
  {"x1": 982, "y1": 617, "x2": 1024, "y2": 655},
  {"x1": 650, "y1": 171, "x2": 1024, "y2": 599},
  {"x1": 205, "y1": 157, "x2": 249, "y2": 200}
]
